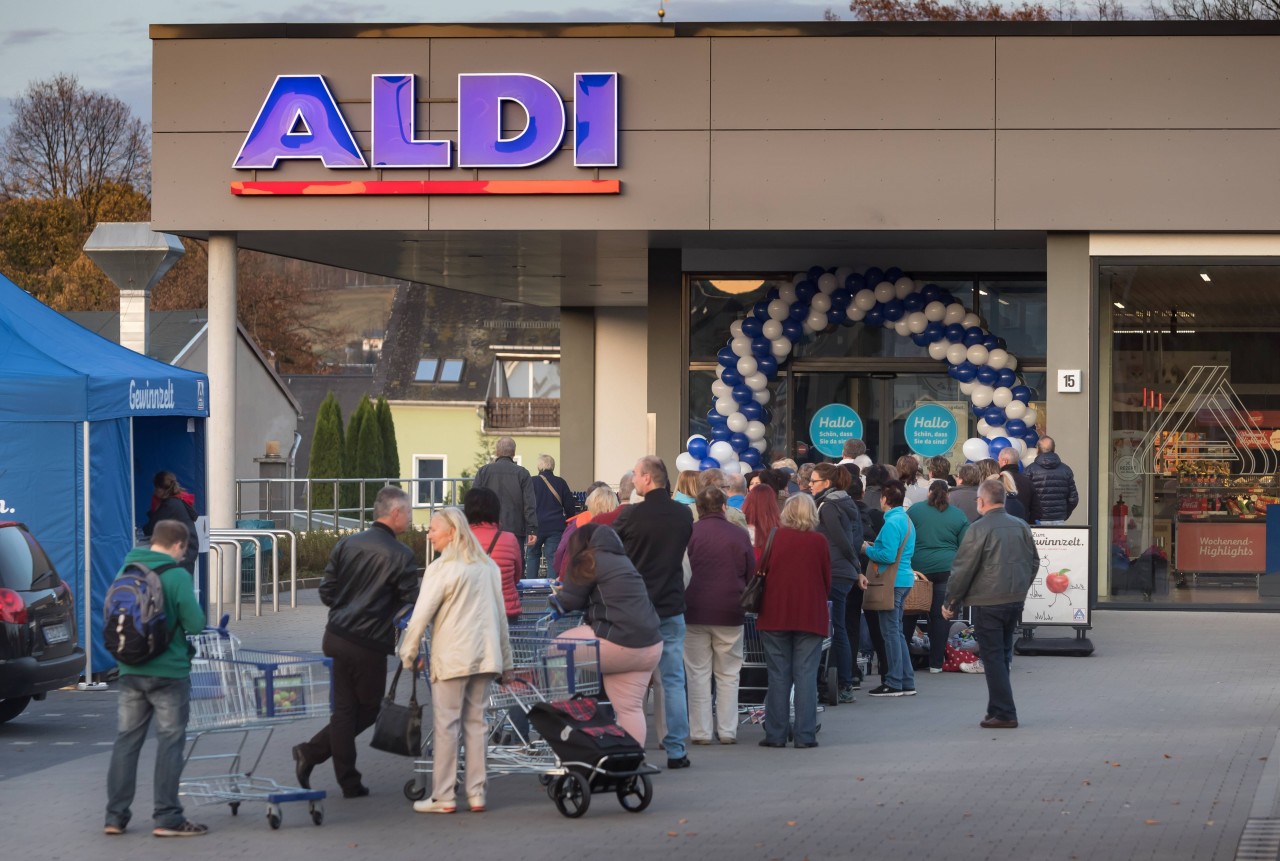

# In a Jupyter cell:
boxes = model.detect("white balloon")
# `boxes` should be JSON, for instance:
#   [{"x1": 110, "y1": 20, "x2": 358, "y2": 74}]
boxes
[
  {"x1": 927, "y1": 340, "x2": 949, "y2": 361},
  {"x1": 976, "y1": 418, "x2": 991, "y2": 437},
  {"x1": 967, "y1": 344, "x2": 989, "y2": 366},
  {"x1": 715, "y1": 397, "x2": 736, "y2": 416},
  {"x1": 730, "y1": 319, "x2": 744, "y2": 340},
  {"x1": 959, "y1": 380, "x2": 977, "y2": 396},
  {"x1": 924, "y1": 301, "x2": 947, "y2": 322},
  {"x1": 751, "y1": 439, "x2": 769, "y2": 454},
  {"x1": 727, "y1": 412, "x2": 748, "y2": 433},
  {"x1": 943, "y1": 304, "x2": 967, "y2": 325},
  {"x1": 745, "y1": 372, "x2": 768, "y2": 392},
  {"x1": 806, "y1": 312, "x2": 828, "y2": 331},
  {"x1": 946, "y1": 343, "x2": 968, "y2": 365},
  {"x1": 983, "y1": 425, "x2": 1003, "y2": 440},
  {"x1": 762, "y1": 319, "x2": 783, "y2": 340},
  {"x1": 835, "y1": 266, "x2": 854, "y2": 285},
  {"x1": 1022, "y1": 448, "x2": 1037, "y2": 468},
  {"x1": 992, "y1": 387, "x2": 1013, "y2": 408},
  {"x1": 986, "y1": 348, "x2": 1008, "y2": 371},
  {"x1": 810, "y1": 292, "x2": 832, "y2": 314},
  {"x1": 686, "y1": 434, "x2": 707, "y2": 449},
  {"x1": 894, "y1": 319, "x2": 912, "y2": 337},
  {"x1": 737, "y1": 356, "x2": 758, "y2": 377},
  {"x1": 711, "y1": 380, "x2": 730, "y2": 399},
  {"x1": 771, "y1": 338, "x2": 792, "y2": 358},
  {"x1": 817, "y1": 273, "x2": 838, "y2": 294},
  {"x1": 894, "y1": 277, "x2": 915, "y2": 299},
  {"x1": 676, "y1": 452, "x2": 700, "y2": 472},
  {"x1": 1005, "y1": 355, "x2": 1018, "y2": 372},
  {"x1": 768, "y1": 299, "x2": 790, "y2": 321},
  {"x1": 753, "y1": 389, "x2": 771, "y2": 405},
  {"x1": 1004, "y1": 400, "x2": 1027, "y2": 421},
  {"x1": 961, "y1": 313, "x2": 982, "y2": 330},
  {"x1": 874, "y1": 281, "x2": 895, "y2": 303},
  {"x1": 846, "y1": 306, "x2": 867, "y2": 322},
  {"x1": 906, "y1": 311, "x2": 928, "y2": 334},
  {"x1": 739, "y1": 460, "x2": 755, "y2": 476},
  {"x1": 731, "y1": 336, "x2": 753, "y2": 357},
  {"x1": 962, "y1": 438, "x2": 989, "y2": 462},
  {"x1": 971, "y1": 385, "x2": 994, "y2": 409},
  {"x1": 1010, "y1": 437, "x2": 1026, "y2": 456},
  {"x1": 853, "y1": 289, "x2": 877, "y2": 311},
  {"x1": 779, "y1": 283, "x2": 798, "y2": 303},
  {"x1": 792, "y1": 272, "x2": 807, "y2": 285},
  {"x1": 709, "y1": 441, "x2": 735, "y2": 463},
  {"x1": 746, "y1": 420, "x2": 767, "y2": 441},
  {"x1": 1023, "y1": 407, "x2": 1038, "y2": 428}
]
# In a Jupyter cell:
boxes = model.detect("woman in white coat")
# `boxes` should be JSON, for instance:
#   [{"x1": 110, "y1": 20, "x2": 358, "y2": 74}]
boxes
[{"x1": 399, "y1": 507, "x2": 513, "y2": 814}]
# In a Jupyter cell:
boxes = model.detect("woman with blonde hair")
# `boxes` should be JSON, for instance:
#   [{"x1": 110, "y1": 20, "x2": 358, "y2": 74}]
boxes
[
  {"x1": 554, "y1": 484, "x2": 619, "y2": 578},
  {"x1": 976, "y1": 458, "x2": 1001, "y2": 483},
  {"x1": 673, "y1": 470, "x2": 700, "y2": 505},
  {"x1": 896, "y1": 454, "x2": 929, "y2": 507},
  {"x1": 400, "y1": 507, "x2": 513, "y2": 814}
]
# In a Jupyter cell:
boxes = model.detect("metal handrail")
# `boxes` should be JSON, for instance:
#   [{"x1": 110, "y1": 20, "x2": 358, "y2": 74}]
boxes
[
  {"x1": 209, "y1": 528, "x2": 300, "y2": 614},
  {"x1": 206, "y1": 538, "x2": 243, "y2": 623},
  {"x1": 236, "y1": 475, "x2": 473, "y2": 531}
]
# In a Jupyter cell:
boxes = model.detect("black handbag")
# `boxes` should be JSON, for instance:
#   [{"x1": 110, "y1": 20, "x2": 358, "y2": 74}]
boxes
[
  {"x1": 740, "y1": 528, "x2": 777, "y2": 613},
  {"x1": 370, "y1": 664, "x2": 422, "y2": 757}
]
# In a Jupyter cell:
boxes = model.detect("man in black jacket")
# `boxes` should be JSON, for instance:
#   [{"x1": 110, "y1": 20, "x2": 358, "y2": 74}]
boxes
[
  {"x1": 474, "y1": 436, "x2": 538, "y2": 548},
  {"x1": 997, "y1": 447, "x2": 1041, "y2": 525},
  {"x1": 614, "y1": 456, "x2": 694, "y2": 769},
  {"x1": 1024, "y1": 436, "x2": 1079, "y2": 524},
  {"x1": 293, "y1": 487, "x2": 419, "y2": 798}
]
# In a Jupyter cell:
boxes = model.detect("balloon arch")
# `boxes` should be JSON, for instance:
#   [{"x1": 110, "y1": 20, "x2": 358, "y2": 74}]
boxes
[{"x1": 677, "y1": 265, "x2": 1041, "y2": 475}]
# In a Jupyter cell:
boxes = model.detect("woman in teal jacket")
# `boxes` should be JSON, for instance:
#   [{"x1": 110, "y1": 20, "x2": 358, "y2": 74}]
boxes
[
  {"x1": 907, "y1": 480, "x2": 969, "y2": 673},
  {"x1": 860, "y1": 480, "x2": 916, "y2": 697}
]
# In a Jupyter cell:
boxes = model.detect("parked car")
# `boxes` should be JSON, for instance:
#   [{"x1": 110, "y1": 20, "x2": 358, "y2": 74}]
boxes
[{"x1": 0, "y1": 522, "x2": 85, "y2": 723}]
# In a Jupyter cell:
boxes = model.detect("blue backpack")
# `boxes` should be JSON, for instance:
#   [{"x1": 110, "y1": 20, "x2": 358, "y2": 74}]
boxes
[{"x1": 102, "y1": 562, "x2": 179, "y2": 665}]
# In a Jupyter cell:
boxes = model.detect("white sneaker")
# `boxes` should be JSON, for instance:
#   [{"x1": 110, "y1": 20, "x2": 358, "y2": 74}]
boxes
[
  {"x1": 413, "y1": 798, "x2": 457, "y2": 814},
  {"x1": 929, "y1": 667, "x2": 944, "y2": 674},
  {"x1": 467, "y1": 793, "x2": 486, "y2": 812}
]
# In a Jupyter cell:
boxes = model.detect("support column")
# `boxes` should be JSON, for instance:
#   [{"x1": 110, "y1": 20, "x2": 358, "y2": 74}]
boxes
[
  {"x1": 207, "y1": 234, "x2": 238, "y2": 542},
  {"x1": 646, "y1": 249, "x2": 684, "y2": 464},
  {"x1": 559, "y1": 307, "x2": 596, "y2": 489},
  {"x1": 1045, "y1": 233, "x2": 1092, "y2": 527}
]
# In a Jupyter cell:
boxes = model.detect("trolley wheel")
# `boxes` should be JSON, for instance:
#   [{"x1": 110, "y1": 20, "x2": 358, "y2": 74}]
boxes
[
  {"x1": 616, "y1": 774, "x2": 653, "y2": 813},
  {"x1": 229, "y1": 802, "x2": 240, "y2": 816},
  {"x1": 552, "y1": 772, "x2": 591, "y2": 818},
  {"x1": 310, "y1": 806, "x2": 324, "y2": 827},
  {"x1": 404, "y1": 779, "x2": 427, "y2": 802},
  {"x1": 538, "y1": 774, "x2": 553, "y2": 787},
  {"x1": 824, "y1": 666, "x2": 840, "y2": 707},
  {"x1": 267, "y1": 812, "x2": 282, "y2": 830}
]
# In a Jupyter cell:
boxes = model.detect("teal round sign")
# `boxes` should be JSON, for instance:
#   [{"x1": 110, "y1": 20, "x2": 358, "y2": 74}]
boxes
[
  {"x1": 809, "y1": 404, "x2": 863, "y2": 459},
  {"x1": 905, "y1": 403, "x2": 958, "y2": 457}
]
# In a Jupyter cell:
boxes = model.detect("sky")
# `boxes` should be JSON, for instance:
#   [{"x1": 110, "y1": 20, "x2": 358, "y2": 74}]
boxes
[{"x1": 0, "y1": 0, "x2": 833, "y2": 126}]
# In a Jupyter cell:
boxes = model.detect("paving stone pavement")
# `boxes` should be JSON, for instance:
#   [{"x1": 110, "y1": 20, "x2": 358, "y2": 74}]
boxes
[{"x1": 4, "y1": 595, "x2": 1279, "y2": 861}]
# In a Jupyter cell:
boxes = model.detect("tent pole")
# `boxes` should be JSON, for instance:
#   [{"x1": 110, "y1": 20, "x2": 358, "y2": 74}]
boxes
[{"x1": 78, "y1": 422, "x2": 107, "y2": 691}]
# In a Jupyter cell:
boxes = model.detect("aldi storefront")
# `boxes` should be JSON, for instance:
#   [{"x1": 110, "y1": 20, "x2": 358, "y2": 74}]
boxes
[{"x1": 149, "y1": 20, "x2": 1280, "y2": 610}]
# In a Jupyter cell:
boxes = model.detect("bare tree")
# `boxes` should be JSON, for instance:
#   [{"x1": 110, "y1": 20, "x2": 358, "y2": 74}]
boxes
[
  {"x1": 1147, "y1": 0, "x2": 1278, "y2": 17},
  {"x1": 1, "y1": 74, "x2": 149, "y2": 227}
]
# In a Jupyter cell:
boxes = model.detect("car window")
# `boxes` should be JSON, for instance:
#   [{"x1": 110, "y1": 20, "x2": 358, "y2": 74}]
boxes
[{"x1": 0, "y1": 526, "x2": 53, "y2": 591}]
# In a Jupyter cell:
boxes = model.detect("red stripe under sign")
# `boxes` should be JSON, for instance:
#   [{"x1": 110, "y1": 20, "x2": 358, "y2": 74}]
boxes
[{"x1": 231, "y1": 180, "x2": 620, "y2": 196}]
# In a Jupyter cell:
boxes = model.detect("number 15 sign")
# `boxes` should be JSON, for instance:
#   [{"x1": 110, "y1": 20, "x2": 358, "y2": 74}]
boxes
[{"x1": 1057, "y1": 370, "x2": 1082, "y2": 393}]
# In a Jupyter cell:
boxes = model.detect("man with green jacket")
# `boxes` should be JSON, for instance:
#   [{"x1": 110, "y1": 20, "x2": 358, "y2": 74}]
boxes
[{"x1": 104, "y1": 520, "x2": 209, "y2": 838}]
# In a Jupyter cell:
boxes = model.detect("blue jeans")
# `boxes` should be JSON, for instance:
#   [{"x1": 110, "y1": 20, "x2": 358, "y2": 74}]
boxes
[
  {"x1": 526, "y1": 532, "x2": 562, "y2": 578},
  {"x1": 828, "y1": 579, "x2": 855, "y2": 688},
  {"x1": 657, "y1": 615, "x2": 690, "y2": 759},
  {"x1": 972, "y1": 603, "x2": 1024, "y2": 721},
  {"x1": 877, "y1": 587, "x2": 916, "y2": 691},
  {"x1": 760, "y1": 631, "x2": 824, "y2": 746},
  {"x1": 105, "y1": 675, "x2": 191, "y2": 829}
]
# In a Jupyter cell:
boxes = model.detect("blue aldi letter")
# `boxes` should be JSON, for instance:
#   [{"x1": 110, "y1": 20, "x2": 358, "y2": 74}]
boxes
[{"x1": 233, "y1": 75, "x2": 366, "y2": 169}]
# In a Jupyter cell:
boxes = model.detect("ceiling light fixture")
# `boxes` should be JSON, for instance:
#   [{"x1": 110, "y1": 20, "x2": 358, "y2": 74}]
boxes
[
  {"x1": 707, "y1": 279, "x2": 765, "y2": 296},
  {"x1": 1114, "y1": 302, "x2": 1125, "y2": 309},
  {"x1": 1200, "y1": 272, "x2": 1211, "y2": 282}
]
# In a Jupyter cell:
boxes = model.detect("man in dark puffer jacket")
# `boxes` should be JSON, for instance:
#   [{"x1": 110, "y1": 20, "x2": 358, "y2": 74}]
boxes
[{"x1": 1024, "y1": 436, "x2": 1079, "y2": 524}]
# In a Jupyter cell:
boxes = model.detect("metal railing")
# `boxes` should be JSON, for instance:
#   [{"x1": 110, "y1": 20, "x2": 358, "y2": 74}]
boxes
[{"x1": 237, "y1": 476, "x2": 473, "y2": 532}]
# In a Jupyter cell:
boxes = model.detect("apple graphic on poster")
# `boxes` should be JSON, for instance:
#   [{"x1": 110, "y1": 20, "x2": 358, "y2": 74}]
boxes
[{"x1": 1045, "y1": 568, "x2": 1072, "y2": 606}]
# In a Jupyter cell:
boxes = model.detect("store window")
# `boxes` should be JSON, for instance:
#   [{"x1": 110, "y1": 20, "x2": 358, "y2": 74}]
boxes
[{"x1": 1104, "y1": 263, "x2": 1280, "y2": 608}]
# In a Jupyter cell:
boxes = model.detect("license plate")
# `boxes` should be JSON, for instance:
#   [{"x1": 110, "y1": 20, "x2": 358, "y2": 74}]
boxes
[{"x1": 43, "y1": 623, "x2": 69, "y2": 645}]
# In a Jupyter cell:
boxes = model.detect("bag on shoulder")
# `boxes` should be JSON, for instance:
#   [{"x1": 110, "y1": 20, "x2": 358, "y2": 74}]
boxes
[
  {"x1": 102, "y1": 562, "x2": 177, "y2": 665},
  {"x1": 863, "y1": 523, "x2": 913, "y2": 612},
  {"x1": 740, "y1": 528, "x2": 777, "y2": 613}
]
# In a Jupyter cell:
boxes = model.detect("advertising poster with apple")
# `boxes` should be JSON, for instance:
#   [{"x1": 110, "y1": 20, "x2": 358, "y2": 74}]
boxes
[{"x1": 1023, "y1": 527, "x2": 1091, "y2": 627}]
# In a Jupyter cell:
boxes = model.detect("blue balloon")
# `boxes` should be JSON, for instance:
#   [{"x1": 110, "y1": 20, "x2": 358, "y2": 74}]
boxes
[
  {"x1": 796, "y1": 280, "x2": 818, "y2": 302},
  {"x1": 721, "y1": 367, "x2": 743, "y2": 386},
  {"x1": 759, "y1": 406, "x2": 773, "y2": 424},
  {"x1": 766, "y1": 287, "x2": 780, "y2": 301},
  {"x1": 945, "y1": 323, "x2": 966, "y2": 343},
  {"x1": 976, "y1": 366, "x2": 998, "y2": 385},
  {"x1": 740, "y1": 448, "x2": 762, "y2": 468},
  {"x1": 711, "y1": 425, "x2": 732, "y2": 441},
  {"x1": 1011, "y1": 385, "x2": 1032, "y2": 403},
  {"x1": 987, "y1": 437, "x2": 1012, "y2": 458},
  {"x1": 827, "y1": 307, "x2": 845, "y2": 326},
  {"x1": 831, "y1": 288, "x2": 852, "y2": 308},
  {"x1": 1023, "y1": 429, "x2": 1039, "y2": 446},
  {"x1": 741, "y1": 316, "x2": 763, "y2": 338},
  {"x1": 883, "y1": 299, "x2": 905, "y2": 322},
  {"x1": 845, "y1": 273, "x2": 866, "y2": 292},
  {"x1": 864, "y1": 267, "x2": 884, "y2": 285},
  {"x1": 1004, "y1": 418, "x2": 1027, "y2": 437},
  {"x1": 732, "y1": 384, "x2": 754, "y2": 404},
  {"x1": 903, "y1": 292, "x2": 924, "y2": 312},
  {"x1": 924, "y1": 321, "x2": 945, "y2": 342},
  {"x1": 963, "y1": 326, "x2": 985, "y2": 347},
  {"x1": 864, "y1": 307, "x2": 884, "y2": 327},
  {"x1": 943, "y1": 292, "x2": 962, "y2": 306},
  {"x1": 756, "y1": 354, "x2": 778, "y2": 378},
  {"x1": 740, "y1": 401, "x2": 763, "y2": 421},
  {"x1": 954, "y1": 361, "x2": 977, "y2": 383},
  {"x1": 983, "y1": 406, "x2": 1007, "y2": 427},
  {"x1": 972, "y1": 402, "x2": 987, "y2": 417},
  {"x1": 911, "y1": 332, "x2": 931, "y2": 347},
  {"x1": 996, "y1": 368, "x2": 1017, "y2": 389},
  {"x1": 808, "y1": 266, "x2": 825, "y2": 280},
  {"x1": 753, "y1": 301, "x2": 770, "y2": 321},
  {"x1": 884, "y1": 267, "x2": 903, "y2": 282},
  {"x1": 707, "y1": 408, "x2": 727, "y2": 426},
  {"x1": 920, "y1": 283, "x2": 942, "y2": 302},
  {"x1": 699, "y1": 457, "x2": 722, "y2": 470},
  {"x1": 688, "y1": 437, "x2": 709, "y2": 460},
  {"x1": 729, "y1": 432, "x2": 750, "y2": 452},
  {"x1": 996, "y1": 337, "x2": 1007, "y2": 350},
  {"x1": 719, "y1": 347, "x2": 740, "y2": 368},
  {"x1": 789, "y1": 302, "x2": 808, "y2": 322},
  {"x1": 751, "y1": 336, "x2": 772, "y2": 357},
  {"x1": 782, "y1": 319, "x2": 803, "y2": 341},
  {"x1": 948, "y1": 364, "x2": 963, "y2": 381},
  {"x1": 982, "y1": 335, "x2": 1000, "y2": 351}
]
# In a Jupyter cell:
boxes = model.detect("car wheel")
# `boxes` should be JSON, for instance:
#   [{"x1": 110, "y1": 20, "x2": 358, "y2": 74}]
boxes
[{"x1": 0, "y1": 697, "x2": 32, "y2": 724}]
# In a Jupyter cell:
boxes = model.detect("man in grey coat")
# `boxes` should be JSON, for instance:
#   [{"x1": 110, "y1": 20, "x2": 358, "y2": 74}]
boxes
[
  {"x1": 942, "y1": 479, "x2": 1039, "y2": 730},
  {"x1": 473, "y1": 437, "x2": 538, "y2": 549}
]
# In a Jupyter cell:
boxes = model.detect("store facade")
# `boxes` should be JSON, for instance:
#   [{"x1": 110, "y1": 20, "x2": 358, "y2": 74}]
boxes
[{"x1": 149, "y1": 21, "x2": 1280, "y2": 609}]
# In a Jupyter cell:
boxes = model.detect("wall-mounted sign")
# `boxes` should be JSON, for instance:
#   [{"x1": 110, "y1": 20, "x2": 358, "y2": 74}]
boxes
[
  {"x1": 230, "y1": 72, "x2": 620, "y2": 197},
  {"x1": 904, "y1": 402, "x2": 958, "y2": 458},
  {"x1": 809, "y1": 404, "x2": 863, "y2": 459},
  {"x1": 1057, "y1": 369, "x2": 1082, "y2": 393},
  {"x1": 1023, "y1": 526, "x2": 1091, "y2": 627}
]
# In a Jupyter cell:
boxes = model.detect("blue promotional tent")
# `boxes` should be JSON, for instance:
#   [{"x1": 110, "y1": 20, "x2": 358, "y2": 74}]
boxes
[{"x1": 0, "y1": 272, "x2": 208, "y2": 678}]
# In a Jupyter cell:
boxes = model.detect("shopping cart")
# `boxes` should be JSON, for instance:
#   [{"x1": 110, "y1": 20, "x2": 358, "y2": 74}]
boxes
[
  {"x1": 738, "y1": 602, "x2": 837, "y2": 729},
  {"x1": 180, "y1": 621, "x2": 332, "y2": 830}
]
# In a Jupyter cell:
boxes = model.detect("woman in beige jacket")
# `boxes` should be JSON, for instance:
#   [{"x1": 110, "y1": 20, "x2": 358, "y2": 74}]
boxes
[{"x1": 399, "y1": 507, "x2": 513, "y2": 815}]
